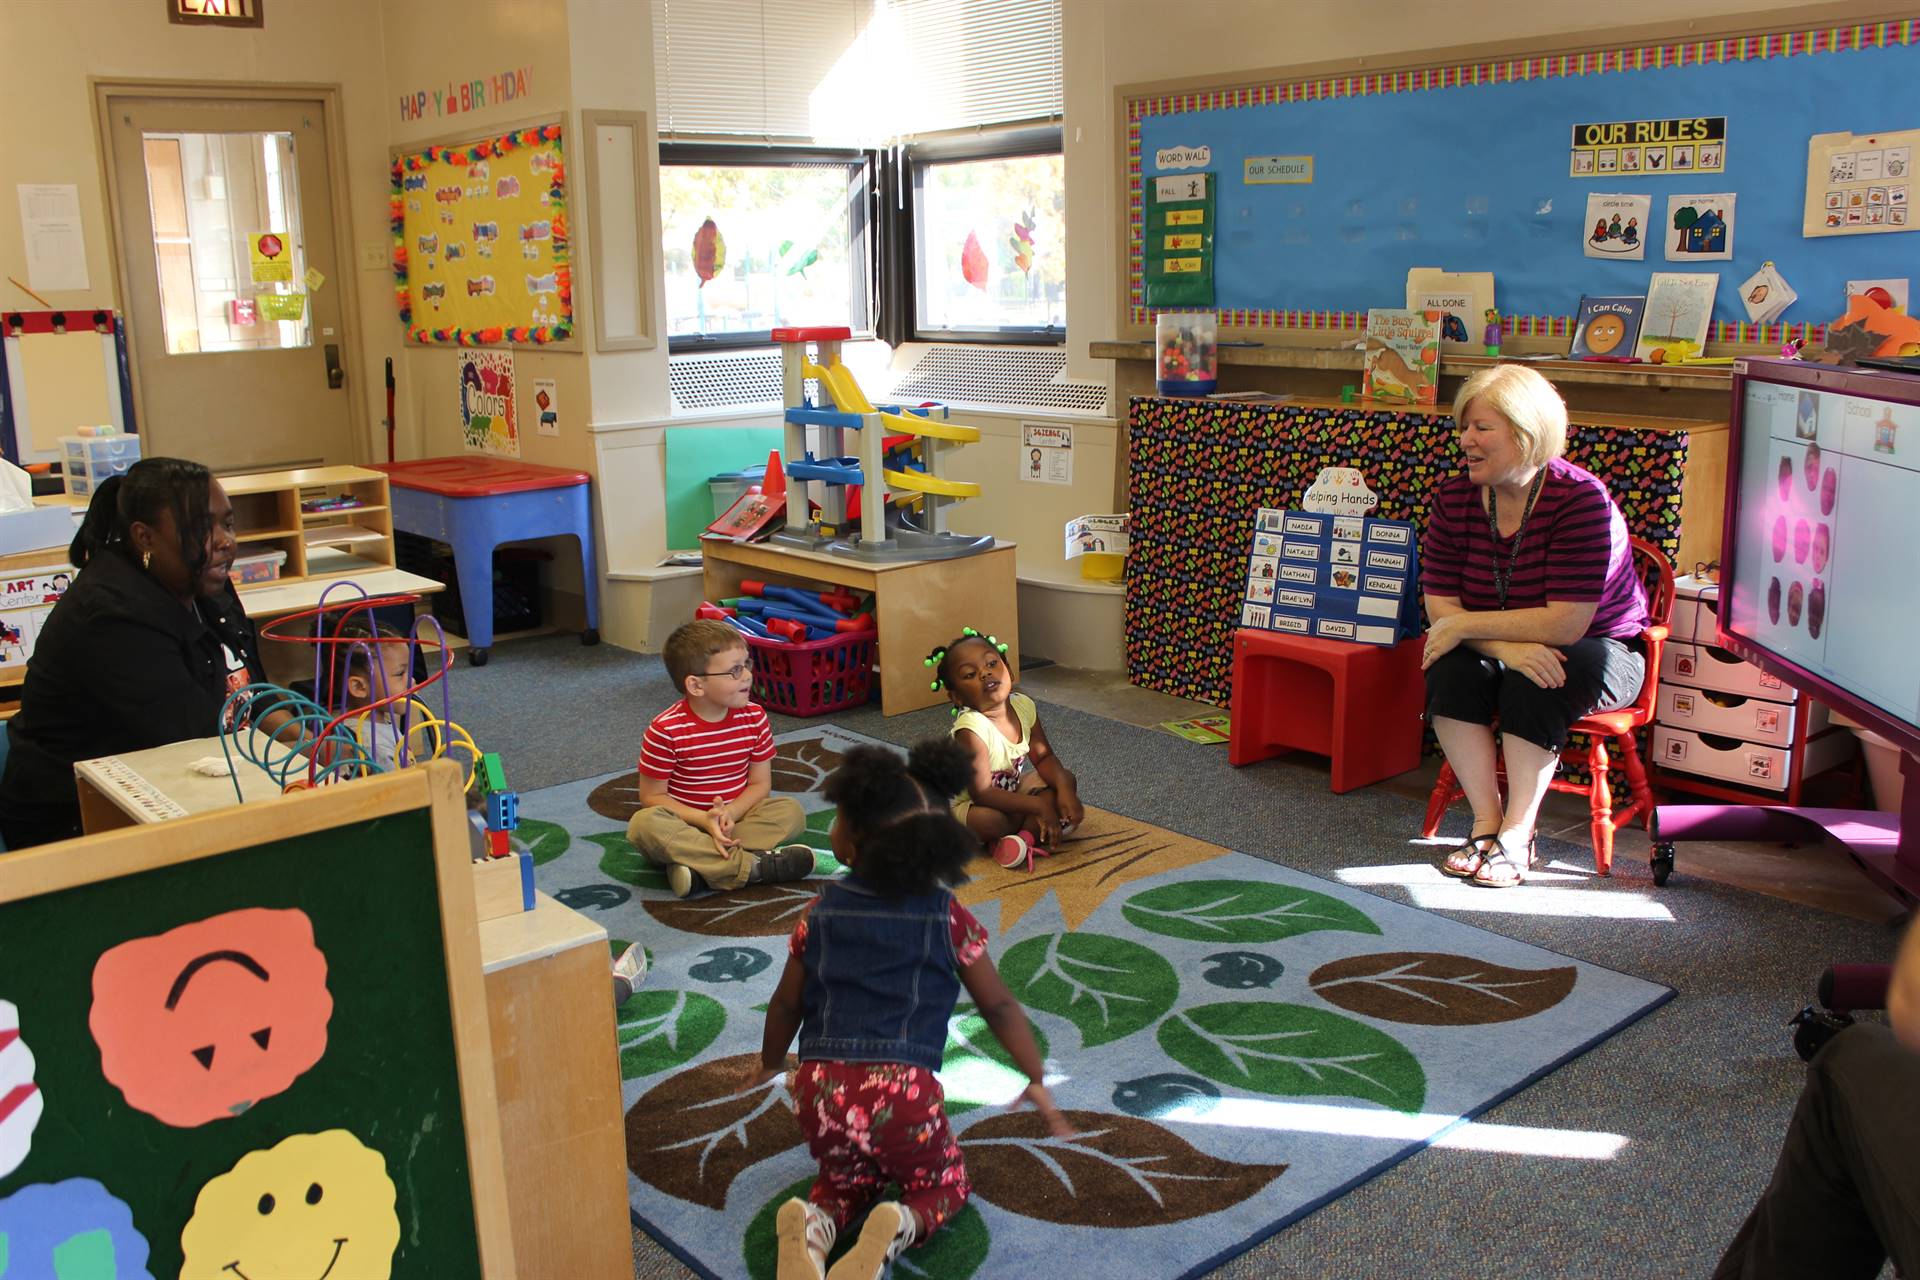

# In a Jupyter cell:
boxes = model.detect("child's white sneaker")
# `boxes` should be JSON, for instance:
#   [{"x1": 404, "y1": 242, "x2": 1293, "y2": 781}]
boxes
[
  {"x1": 826, "y1": 1202, "x2": 916, "y2": 1280},
  {"x1": 776, "y1": 1197, "x2": 835, "y2": 1280},
  {"x1": 611, "y1": 942, "x2": 649, "y2": 1007}
]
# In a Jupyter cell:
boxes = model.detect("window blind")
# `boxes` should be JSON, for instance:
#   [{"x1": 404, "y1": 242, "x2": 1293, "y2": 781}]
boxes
[{"x1": 651, "y1": 0, "x2": 1062, "y2": 143}]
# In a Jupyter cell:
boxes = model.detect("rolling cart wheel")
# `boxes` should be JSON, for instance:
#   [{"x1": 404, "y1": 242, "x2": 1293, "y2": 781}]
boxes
[
  {"x1": 469, "y1": 647, "x2": 490, "y2": 667},
  {"x1": 1650, "y1": 841, "x2": 1675, "y2": 886},
  {"x1": 582, "y1": 627, "x2": 600, "y2": 647}
]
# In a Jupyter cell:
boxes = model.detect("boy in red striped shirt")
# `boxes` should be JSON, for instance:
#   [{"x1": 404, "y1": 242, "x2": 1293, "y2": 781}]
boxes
[{"x1": 627, "y1": 620, "x2": 811, "y2": 898}]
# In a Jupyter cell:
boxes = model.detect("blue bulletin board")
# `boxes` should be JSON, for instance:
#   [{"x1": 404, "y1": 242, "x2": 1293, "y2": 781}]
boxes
[{"x1": 1126, "y1": 20, "x2": 1920, "y2": 344}]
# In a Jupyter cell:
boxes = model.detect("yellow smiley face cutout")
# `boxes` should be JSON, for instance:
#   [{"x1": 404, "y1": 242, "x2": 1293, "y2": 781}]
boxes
[{"x1": 180, "y1": 1130, "x2": 400, "y2": 1280}]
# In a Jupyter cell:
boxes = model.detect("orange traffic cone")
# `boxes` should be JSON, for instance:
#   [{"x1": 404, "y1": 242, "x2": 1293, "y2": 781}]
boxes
[{"x1": 762, "y1": 449, "x2": 787, "y2": 500}]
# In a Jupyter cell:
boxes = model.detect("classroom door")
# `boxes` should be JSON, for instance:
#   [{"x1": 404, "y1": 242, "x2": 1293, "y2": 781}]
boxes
[{"x1": 104, "y1": 92, "x2": 359, "y2": 471}]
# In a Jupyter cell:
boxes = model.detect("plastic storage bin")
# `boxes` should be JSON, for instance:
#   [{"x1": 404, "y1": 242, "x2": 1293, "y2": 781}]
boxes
[
  {"x1": 1156, "y1": 311, "x2": 1217, "y2": 397},
  {"x1": 745, "y1": 629, "x2": 875, "y2": 717},
  {"x1": 62, "y1": 433, "x2": 142, "y2": 498},
  {"x1": 709, "y1": 465, "x2": 768, "y2": 520},
  {"x1": 232, "y1": 549, "x2": 287, "y2": 585}
]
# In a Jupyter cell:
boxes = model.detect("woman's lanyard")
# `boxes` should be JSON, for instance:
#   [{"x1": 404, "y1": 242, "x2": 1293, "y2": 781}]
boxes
[{"x1": 1485, "y1": 469, "x2": 1546, "y2": 610}]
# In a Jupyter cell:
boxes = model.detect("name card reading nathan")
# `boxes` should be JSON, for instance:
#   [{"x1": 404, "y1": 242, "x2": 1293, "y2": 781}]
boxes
[{"x1": 1243, "y1": 506, "x2": 1422, "y2": 645}]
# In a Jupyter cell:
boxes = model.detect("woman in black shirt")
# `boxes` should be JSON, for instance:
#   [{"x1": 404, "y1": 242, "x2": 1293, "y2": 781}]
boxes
[{"x1": 0, "y1": 458, "x2": 266, "y2": 849}]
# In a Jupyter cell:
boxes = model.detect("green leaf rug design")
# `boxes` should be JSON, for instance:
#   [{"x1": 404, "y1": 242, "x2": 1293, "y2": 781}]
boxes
[
  {"x1": 1000, "y1": 932, "x2": 1178, "y2": 1047},
  {"x1": 1159, "y1": 1001, "x2": 1425, "y2": 1112},
  {"x1": 1122, "y1": 880, "x2": 1382, "y2": 943},
  {"x1": 939, "y1": 1005, "x2": 1050, "y2": 1116},
  {"x1": 618, "y1": 989, "x2": 726, "y2": 1080}
]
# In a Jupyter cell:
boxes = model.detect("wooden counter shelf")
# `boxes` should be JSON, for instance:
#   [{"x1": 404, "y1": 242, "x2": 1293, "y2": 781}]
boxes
[
  {"x1": 1089, "y1": 339, "x2": 1736, "y2": 393},
  {"x1": 1094, "y1": 339, "x2": 1731, "y2": 571}
]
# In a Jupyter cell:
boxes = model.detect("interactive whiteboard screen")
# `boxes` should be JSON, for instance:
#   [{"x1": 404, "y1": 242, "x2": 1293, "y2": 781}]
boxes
[{"x1": 1724, "y1": 359, "x2": 1920, "y2": 750}]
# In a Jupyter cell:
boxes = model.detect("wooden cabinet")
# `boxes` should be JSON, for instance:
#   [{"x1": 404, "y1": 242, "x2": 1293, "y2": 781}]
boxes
[{"x1": 224, "y1": 465, "x2": 397, "y2": 587}]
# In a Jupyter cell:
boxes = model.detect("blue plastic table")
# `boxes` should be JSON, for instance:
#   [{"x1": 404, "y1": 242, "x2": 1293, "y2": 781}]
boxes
[{"x1": 376, "y1": 457, "x2": 600, "y2": 666}]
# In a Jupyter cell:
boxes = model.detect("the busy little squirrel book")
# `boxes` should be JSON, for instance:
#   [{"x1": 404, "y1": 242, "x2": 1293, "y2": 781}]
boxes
[{"x1": 1362, "y1": 309, "x2": 1440, "y2": 404}]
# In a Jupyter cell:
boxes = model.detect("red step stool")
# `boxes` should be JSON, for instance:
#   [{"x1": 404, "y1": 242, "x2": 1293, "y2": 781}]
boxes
[{"x1": 1229, "y1": 629, "x2": 1427, "y2": 793}]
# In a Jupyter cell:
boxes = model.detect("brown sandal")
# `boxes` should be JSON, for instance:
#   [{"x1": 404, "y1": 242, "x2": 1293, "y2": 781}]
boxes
[
  {"x1": 1470, "y1": 835, "x2": 1537, "y2": 889},
  {"x1": 1440, "y1": 834, "x2": 1500, "y2": 879}
]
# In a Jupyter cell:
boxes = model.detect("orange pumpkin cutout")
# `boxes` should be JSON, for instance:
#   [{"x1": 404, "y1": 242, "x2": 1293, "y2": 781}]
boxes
[{"x1": 90, "y1": 907, "x2": 333, "y2": 1128}]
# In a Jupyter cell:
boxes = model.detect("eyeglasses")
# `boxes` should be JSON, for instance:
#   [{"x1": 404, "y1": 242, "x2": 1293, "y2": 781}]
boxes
[{"x1": 699, "y1": 661, "x2": 752, "y2": 680}]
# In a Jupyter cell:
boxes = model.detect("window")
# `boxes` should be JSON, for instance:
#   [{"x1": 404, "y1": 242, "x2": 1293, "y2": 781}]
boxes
[
  {"x1": 142, "y1": 130, "x2": 309, "y2": 354},
  {"x1": 659, "y1": 147, "x2": 871, "y2": 349},
  {"x1": 908, "y1": 133, "x2": 1064, "y2": 340}
]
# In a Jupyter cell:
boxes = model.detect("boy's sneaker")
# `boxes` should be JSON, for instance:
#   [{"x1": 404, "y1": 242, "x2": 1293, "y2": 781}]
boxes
[
  {"x1": 611, "y1": 942, "x2": 650, "y2": 1007},
  {"x1": 826, "y1": 1202, "x2": 915, "y2": 1280},
  {"x1": 748, "y1": 844, "x2": 816, "y2": 885},
  {"x1": 776, "y1": 1197, "x2": 835, "y2": 1280},
  {"x1": 667, "y1": 865, "x2": 709, "y2": 898}
]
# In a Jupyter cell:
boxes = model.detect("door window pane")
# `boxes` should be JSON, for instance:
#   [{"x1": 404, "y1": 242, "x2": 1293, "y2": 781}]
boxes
[
  {"x1": 142, "y1": 131, "x2": 309, "y2": 354},
  {"x1": 660, "y1": 160, "x2": 867, "y2": 343},
  {"x1": 914, "y1": 152, "x2": 1064, "y2": 335}
]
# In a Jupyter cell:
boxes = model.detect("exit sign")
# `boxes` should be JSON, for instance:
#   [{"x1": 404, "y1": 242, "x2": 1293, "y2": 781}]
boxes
[{"x1": 169, "y1": 0, "x2": 263, "y2": 26}]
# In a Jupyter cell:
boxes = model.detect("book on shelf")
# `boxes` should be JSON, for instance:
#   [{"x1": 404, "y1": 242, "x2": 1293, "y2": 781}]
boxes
[
  {"x1": 1636, "y1": 273, "x2": 1719, "y2": 363},
  {"x1": 702, "y1": 490, "x2": 785, "y2": 543},
  {"x1": 1569, "y1": 295, "x2": 1646, "y2": 359},
  {"x1": 1362, "y1": 309, "x2": 1441, "y2": 404}
]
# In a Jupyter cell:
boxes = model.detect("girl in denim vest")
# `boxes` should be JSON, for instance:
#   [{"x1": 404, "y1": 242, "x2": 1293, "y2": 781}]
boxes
[{"x1": 748, "y1": 739, "x2": 1069, "y2": 1280}]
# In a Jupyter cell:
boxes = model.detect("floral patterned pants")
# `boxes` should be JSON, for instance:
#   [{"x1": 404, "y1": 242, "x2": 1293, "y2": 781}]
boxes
[{"x1": 794, "y1": 1060, "x2": 970, "y2": 1241}]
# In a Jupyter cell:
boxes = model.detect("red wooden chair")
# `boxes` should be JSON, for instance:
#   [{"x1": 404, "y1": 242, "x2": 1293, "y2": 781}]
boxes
[{"x1": 1420, "y1": 536, "x2": 1677, "y2": 876}]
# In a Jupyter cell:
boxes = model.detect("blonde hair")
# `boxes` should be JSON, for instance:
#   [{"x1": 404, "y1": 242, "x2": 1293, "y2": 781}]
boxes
[{"x1": 1452, "y1": 364, "x2": 1568, "y2": 470}]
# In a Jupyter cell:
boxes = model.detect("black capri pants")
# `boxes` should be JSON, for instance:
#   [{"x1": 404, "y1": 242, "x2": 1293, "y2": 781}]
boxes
[{"x1": 1424, "y1": 636, "x2": 1646, "y2": 753}]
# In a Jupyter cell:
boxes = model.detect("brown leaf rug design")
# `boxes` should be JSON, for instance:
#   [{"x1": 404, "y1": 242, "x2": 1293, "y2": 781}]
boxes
[{"x1": 519, "y1": 725, "x2": 1673, "y2": 1279}]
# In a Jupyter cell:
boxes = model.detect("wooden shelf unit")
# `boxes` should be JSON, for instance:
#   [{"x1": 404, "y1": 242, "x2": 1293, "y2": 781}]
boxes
[{"x1": 225, "y1": 465, "x2": 397, "y2": 588}]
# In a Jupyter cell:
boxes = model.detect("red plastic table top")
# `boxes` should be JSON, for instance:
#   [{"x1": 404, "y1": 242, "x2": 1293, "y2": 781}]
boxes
[{"x1": 373, "y1": 456, "x2": 590, "y2": 497}]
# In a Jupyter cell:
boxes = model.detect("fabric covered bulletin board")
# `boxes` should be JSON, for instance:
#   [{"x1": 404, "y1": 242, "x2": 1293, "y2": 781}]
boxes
[
  {"x1": 1126, "y1": 18, "x2": 1919, "y2": 348},
  {"x1": 392, "y1": 122, "x2": 572, "y2": 345},
  {"x1": 1126, "y1": 397, "x2": 1686, "y2": 706}
]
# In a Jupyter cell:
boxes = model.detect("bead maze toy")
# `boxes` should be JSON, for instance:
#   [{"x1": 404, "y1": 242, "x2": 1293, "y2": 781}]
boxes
[
  {"x1": 225, "y1": 583, "x2": 519, "y2": 858},
  {"x1": 771, "y1": 325, "x2": 995, "y2": 561}
]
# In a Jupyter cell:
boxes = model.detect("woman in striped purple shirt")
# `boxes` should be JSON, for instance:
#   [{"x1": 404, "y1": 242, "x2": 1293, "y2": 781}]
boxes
[{"x1": 1421, "y1": 365, "x2": 1650, "y2": 888}]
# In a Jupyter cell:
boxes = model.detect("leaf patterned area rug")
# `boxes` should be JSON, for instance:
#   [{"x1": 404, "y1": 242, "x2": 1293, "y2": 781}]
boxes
[{"x1": 517, "y1": 726, "x2": 1673, "y2": 1280}]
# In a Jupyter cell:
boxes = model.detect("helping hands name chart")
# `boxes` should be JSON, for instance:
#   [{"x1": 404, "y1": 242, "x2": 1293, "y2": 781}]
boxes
[{"x1": 1241, "y1": 509, "x2": 1421, "y2": 646}]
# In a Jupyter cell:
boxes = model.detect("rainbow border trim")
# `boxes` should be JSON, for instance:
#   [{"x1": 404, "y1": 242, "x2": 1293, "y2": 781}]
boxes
[
  {"x1": 389, "y1": 123, "x2": 573, "y2": 346},
  {"x1": 1125, "y1": 18, "x2": 1919, "y2": 343}
]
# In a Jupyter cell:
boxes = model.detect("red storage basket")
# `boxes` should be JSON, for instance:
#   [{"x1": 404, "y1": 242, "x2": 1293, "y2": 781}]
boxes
[{"x1": 746, "y1": 628, "x2": 875, "y2": 716}]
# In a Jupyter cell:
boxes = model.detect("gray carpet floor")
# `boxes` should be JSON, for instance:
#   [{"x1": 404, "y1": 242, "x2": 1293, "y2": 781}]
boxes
[{"x1": 456, "y1": 635, "x2": 1907, "y2": 1280}]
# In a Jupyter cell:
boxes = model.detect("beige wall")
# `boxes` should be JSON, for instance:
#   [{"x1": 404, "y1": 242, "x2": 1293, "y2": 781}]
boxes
[
  {"x1": 1060, "y1": 0, "x2": 1901, "y2": 383},
  {"x1": 0, "y1": 0, "x2": 395, "y2": 460},
  {"x1": 379, "y1": 0, "x2": 590, "y2": 469}
]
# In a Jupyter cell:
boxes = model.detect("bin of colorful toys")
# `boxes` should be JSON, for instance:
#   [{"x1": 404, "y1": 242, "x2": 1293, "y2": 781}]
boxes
[
  {"x1": 1156, "y1": 310, "x2": 1217, "y2": 397},
  {"x1": 744, "y1": 628, "x2": 875, "y2": 717}
]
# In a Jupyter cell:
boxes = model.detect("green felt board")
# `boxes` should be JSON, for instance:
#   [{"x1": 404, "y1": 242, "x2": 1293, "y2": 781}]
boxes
[
  {"x1": 664, "y1": 426, "x2": 786, "y2": 550},
  {"x1": 0, "y1": 808, "x2": 484, "y2": 1277}
]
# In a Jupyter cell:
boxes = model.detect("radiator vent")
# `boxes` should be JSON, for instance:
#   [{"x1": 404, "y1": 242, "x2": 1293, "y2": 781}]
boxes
[
  {"x1": 890, "y1": 345, "x2": 1108, "y2": 414},
  {"x1": 668, "y1": 350, "x2": 785, "y2": 411}
]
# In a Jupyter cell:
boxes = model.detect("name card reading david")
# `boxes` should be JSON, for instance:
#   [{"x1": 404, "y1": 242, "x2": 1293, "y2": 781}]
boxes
[{"x1": 1302, "y1": 467, "x2": 1380, "y2": 516}]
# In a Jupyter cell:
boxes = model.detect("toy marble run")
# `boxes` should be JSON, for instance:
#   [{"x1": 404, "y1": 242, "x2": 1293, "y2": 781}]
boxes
[
  {"x1": 771, "y1": 326, "x2": 995, "y2": 561},
  {"x1": 224, "y1": 582, "x2": 517, "y2": 856}
]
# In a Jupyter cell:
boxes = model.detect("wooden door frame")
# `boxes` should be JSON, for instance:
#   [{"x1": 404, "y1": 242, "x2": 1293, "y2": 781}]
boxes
[{"x1": 92, "y1": 78, "x2": 371, "y2": 464}]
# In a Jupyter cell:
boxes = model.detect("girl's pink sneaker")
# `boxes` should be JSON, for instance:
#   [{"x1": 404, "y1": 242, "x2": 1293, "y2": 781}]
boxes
[{"x1": 990, "y1": 833, "x2": 1033, "y2": 871}]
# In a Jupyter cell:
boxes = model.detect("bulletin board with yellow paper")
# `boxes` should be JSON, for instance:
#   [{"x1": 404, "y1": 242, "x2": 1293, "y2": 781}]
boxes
[{"x1": 390, "y1": 122, "x2": 572, "y2": 345}]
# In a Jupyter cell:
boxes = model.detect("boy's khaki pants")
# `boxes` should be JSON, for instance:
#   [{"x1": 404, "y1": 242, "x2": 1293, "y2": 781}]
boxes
[{"x1": 625, "y1": 797, "x2": 805, "y2": 890}]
